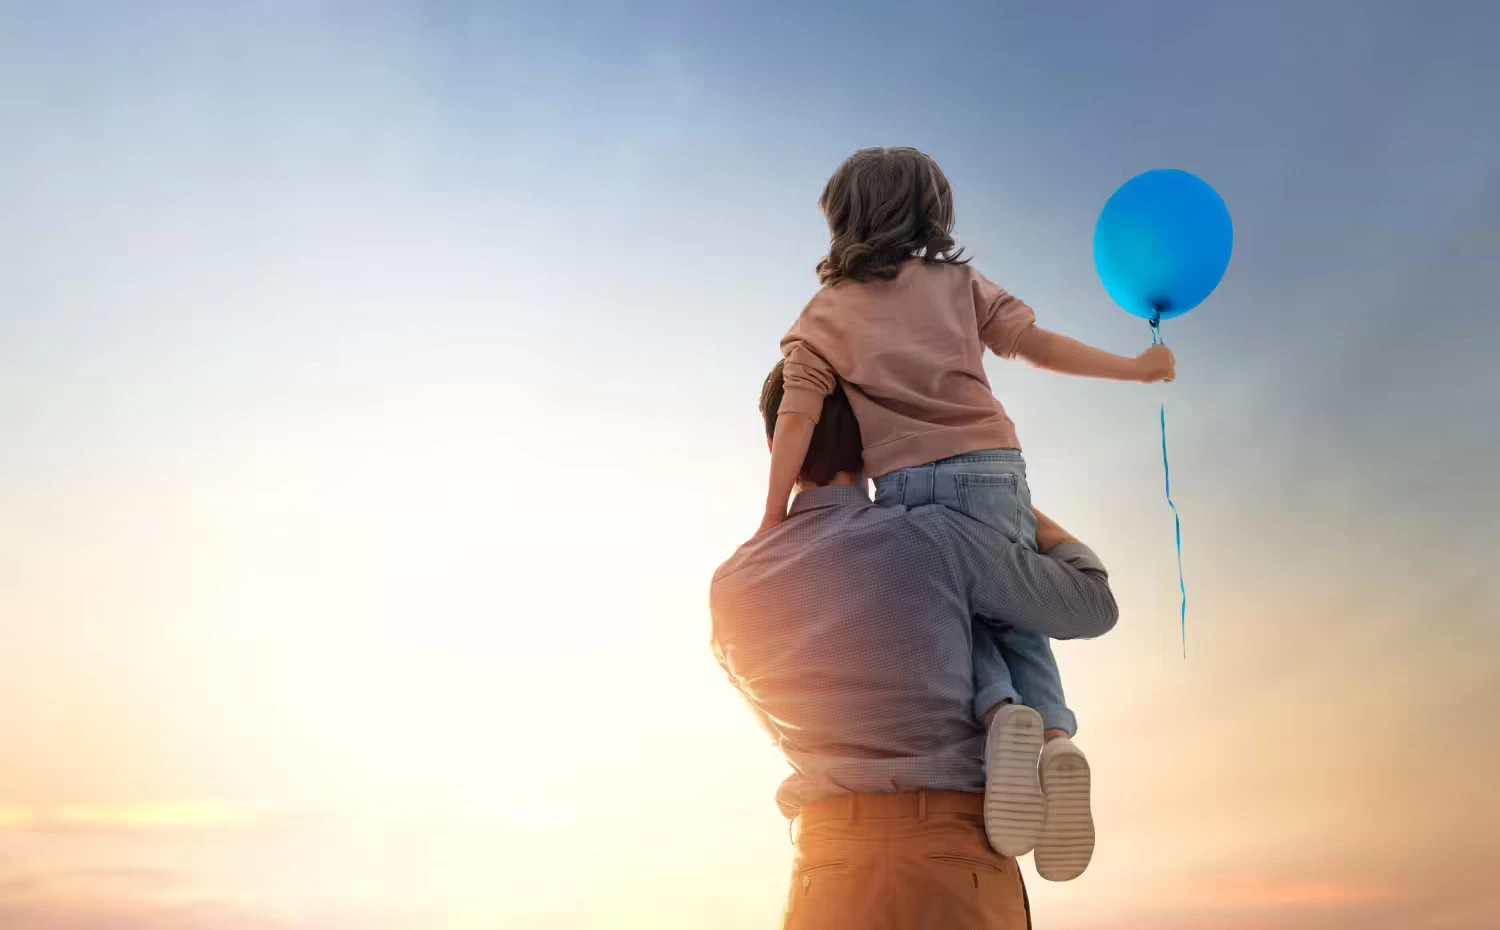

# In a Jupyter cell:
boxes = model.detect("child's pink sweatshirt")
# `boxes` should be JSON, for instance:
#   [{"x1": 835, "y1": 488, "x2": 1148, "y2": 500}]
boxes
[{"x1": 779, "y1": 259, "x2": 1038, "y2": 479}]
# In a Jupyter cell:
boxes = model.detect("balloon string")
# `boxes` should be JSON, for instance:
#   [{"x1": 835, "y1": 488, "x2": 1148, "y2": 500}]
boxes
[{"x1": 1150, "y1": 317, "x2": 1187, "y2": 659}]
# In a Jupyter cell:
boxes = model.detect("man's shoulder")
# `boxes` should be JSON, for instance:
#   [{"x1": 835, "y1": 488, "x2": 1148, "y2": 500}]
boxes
[
  {"x1": 894, "y1": 500, "x2": 975, "y2": 534},
  {"x1": 894, "y1": 503, "x2": 1007, "y2": 565},
  {"x1": 711, "y1": 502, "x2": 911, "y2": 583},
  {"x1": 710, "y1": 538, "x2": 758, "y2": 596},
  {"x1": 708, "y1": 523, "x2": 811, "y2": 596},
  {"x1": 739, "y1": 503, "x2": 971, "y2": 571}
]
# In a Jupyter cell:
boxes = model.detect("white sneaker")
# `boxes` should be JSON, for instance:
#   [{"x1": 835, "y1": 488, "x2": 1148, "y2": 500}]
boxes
[
  {"x1": 982, "y1": 704, "x2": 1045, "y2": 856},
  {"x1": 1035, "y1": 737, "x2": 1095, "y2": 882}
]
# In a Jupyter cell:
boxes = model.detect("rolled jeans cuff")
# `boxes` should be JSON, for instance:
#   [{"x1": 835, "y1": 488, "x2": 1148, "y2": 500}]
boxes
[
  {"x1": 973, "y1": 684, "x2": 1021, "y2": 722},
  {"x1": 1032, "y1": 703, "x2": 1077, "y2": 737}
]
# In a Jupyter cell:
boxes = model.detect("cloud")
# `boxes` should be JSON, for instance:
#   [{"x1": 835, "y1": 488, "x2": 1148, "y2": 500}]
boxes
[
  {"x1": 0, "y1": 868, "x2": 178, "y2": 897},
  {"x1": 0, "y1": 803, "x2": 245, "y2": 834},
  {"x1": 0, "y1": 867, "x2": 409, "y2": 930},
  {"x1": 0, "y1": 898, "x2": 281, "y2": 930},
  {"x1": 0, "y1": 864, "x2": 259, "y2": 930},
  {"x1": 0, "y1": 804, "x2": 341, "y2": 838},
  {"x1": 0, "y1": 893, "x2": 435, "y2": 930},
  {"x1": 1174, "y1": 876, "x2": 1400, "y2": 910}
]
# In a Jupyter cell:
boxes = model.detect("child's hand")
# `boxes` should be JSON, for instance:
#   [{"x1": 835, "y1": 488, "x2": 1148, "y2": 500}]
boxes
[
  {"x1": 1133, "y1": 344, "x2": 1176, "y2": 383},
  {"x1": 756, "y1": 509, "x2": 787, "y2": 537}
]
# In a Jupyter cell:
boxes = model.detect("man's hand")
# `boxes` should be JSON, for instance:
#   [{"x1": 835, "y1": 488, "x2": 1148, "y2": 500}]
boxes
[
  {"x1": 1133, "y1": 344, "x2": 1176, "y2": 383},
  {"x1": 1032, "y1": 508, "x2": 1079, "y2": 553}
]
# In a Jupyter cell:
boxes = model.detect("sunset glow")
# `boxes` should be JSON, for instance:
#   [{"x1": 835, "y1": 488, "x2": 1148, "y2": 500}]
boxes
[{"x1": 3, "y1": 3, "x2": 1497, "y2": 929}]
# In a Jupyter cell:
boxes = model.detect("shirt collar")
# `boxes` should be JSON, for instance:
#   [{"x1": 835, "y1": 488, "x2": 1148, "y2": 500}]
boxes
[{"x1": 788, "y1": 484, "x2": 872, "y2": 516}]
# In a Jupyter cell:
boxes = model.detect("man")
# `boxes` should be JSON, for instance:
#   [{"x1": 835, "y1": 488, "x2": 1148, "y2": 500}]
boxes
[{"x1": 710, "y1": 361, "x2": 1119, "y2": 929}]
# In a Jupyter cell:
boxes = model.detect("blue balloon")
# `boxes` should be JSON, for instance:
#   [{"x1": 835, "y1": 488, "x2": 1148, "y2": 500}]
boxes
[{"x1": 1093, "y1": 170, "x2": 1233, "y2": 322}]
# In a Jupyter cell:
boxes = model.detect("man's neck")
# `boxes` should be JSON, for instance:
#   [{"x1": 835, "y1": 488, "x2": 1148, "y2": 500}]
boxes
[{"x1": 796, "y1": 471, "x2": 867, "y2": 492}]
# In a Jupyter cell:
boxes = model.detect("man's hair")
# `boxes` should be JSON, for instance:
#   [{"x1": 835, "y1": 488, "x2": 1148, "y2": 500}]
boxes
[
  {"x1": 815, "y1": 146, "x2": 969, "y2": 287},
  {"x1": 759, "y1": 360, "x2": 863, "y2": 486}
]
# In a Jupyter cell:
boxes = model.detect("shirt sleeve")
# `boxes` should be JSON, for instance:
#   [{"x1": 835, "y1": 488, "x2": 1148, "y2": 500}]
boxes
[
  {"x1": 778, "y1": 331, "x2": 838, "y2": 425},
  {"x1": 973, "y1": 271, "x2": 1038, "y2": 360},
  {"x1": 938, "y1": 512, "x2": 1118, "y2": 640}
]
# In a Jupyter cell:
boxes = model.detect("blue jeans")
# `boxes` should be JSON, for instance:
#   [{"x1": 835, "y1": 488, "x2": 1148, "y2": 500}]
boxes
[{"x1": 874, "y1": 450, "x2": 1077, "y2": 735}]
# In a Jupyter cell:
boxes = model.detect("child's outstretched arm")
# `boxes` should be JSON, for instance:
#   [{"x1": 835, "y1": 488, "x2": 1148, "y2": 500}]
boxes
[
  {"x1": 1013, "y1": 327, "x2": 1175, "y2": 384},
  {"x1": 975, "y1": 285, "x2": 1174, "y2": 384}
]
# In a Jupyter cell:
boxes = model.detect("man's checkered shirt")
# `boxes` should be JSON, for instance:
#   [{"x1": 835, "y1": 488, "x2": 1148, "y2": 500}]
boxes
[{"x1": 710, "y1": 485, "x2": 1117, "y2": 818}]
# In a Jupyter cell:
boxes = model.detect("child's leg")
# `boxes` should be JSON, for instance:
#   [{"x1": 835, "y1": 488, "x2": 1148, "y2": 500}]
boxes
[
  {"x1": 996, "y1": 628, "x2": 1092, "y2": 882},
  {"x1": 971, "y1": 627, "x2": 1045, "y2": 855},
  {"x1": 995, "y1": 628, "x2": 1076, "y2": 738},
  {"x1": 925, "y1": 452, "x2": 1093, "y2": 874},
  {"x1": 923, "y1": 452, "x2": 1077, "y2": 730},
  {"x1": 879, "y1": 460, "x2": 1037, "y2": 733},
  {"x1": 973, "y1": 628, "x2": 1021, "y2": 721},
  {"x1": 957, "y1": 458, "x2": 1080, "y2": 737},
  {"x1": 915, "y1": 452, "x2": 1046, "y2": 856}
]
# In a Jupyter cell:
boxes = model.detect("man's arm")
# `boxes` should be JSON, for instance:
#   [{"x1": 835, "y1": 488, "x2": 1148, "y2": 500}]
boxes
[
  {"x1": 940, "y1": 509, "x2": 1119, "y2": 640},
  {"x1": 710, "y1": 591, "x2": 786, "y2": 751},
  {"x1": 1031, "y1": 507, "x2": 1077, "y2": 550}
]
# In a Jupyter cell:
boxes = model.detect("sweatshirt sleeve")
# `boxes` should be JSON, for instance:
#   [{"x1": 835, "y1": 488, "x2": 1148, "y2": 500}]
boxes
[
  {"x1": 973, "y1": 271, "x2": 1038, "y2": 360},
  {"x1": 778, "y1": 326, "x2": 838, "y2": 425}
]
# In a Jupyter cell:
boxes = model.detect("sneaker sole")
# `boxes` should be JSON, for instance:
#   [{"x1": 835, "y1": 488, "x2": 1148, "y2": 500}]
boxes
[
  {"x1": 1035, "y1": 746, "x2": 1094, "y2": 882},
  {"x1": 983, "y1": 706, "x2": 1045, "y2": 856}
]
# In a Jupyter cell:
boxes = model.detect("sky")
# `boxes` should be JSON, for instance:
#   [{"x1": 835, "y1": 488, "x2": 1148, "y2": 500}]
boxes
[{"x1": 1, "y1": 1, "x2": 1498, "y2": 928}]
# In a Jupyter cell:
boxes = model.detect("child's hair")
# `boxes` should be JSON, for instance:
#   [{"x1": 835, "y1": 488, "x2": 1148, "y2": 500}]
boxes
[{"x1": 816, "y1": 147, "x2": 968, "y2": 287}]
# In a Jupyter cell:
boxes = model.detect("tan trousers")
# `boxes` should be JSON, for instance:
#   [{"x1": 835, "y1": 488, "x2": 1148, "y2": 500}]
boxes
[{"x1": 783, "y1": 791, "x2": 1032, "y2": 930}]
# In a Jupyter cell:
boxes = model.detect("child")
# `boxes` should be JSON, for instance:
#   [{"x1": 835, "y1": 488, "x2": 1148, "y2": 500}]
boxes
[{"x1": 761, "y1": 147, "x2": 1174, "y2": 882}]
